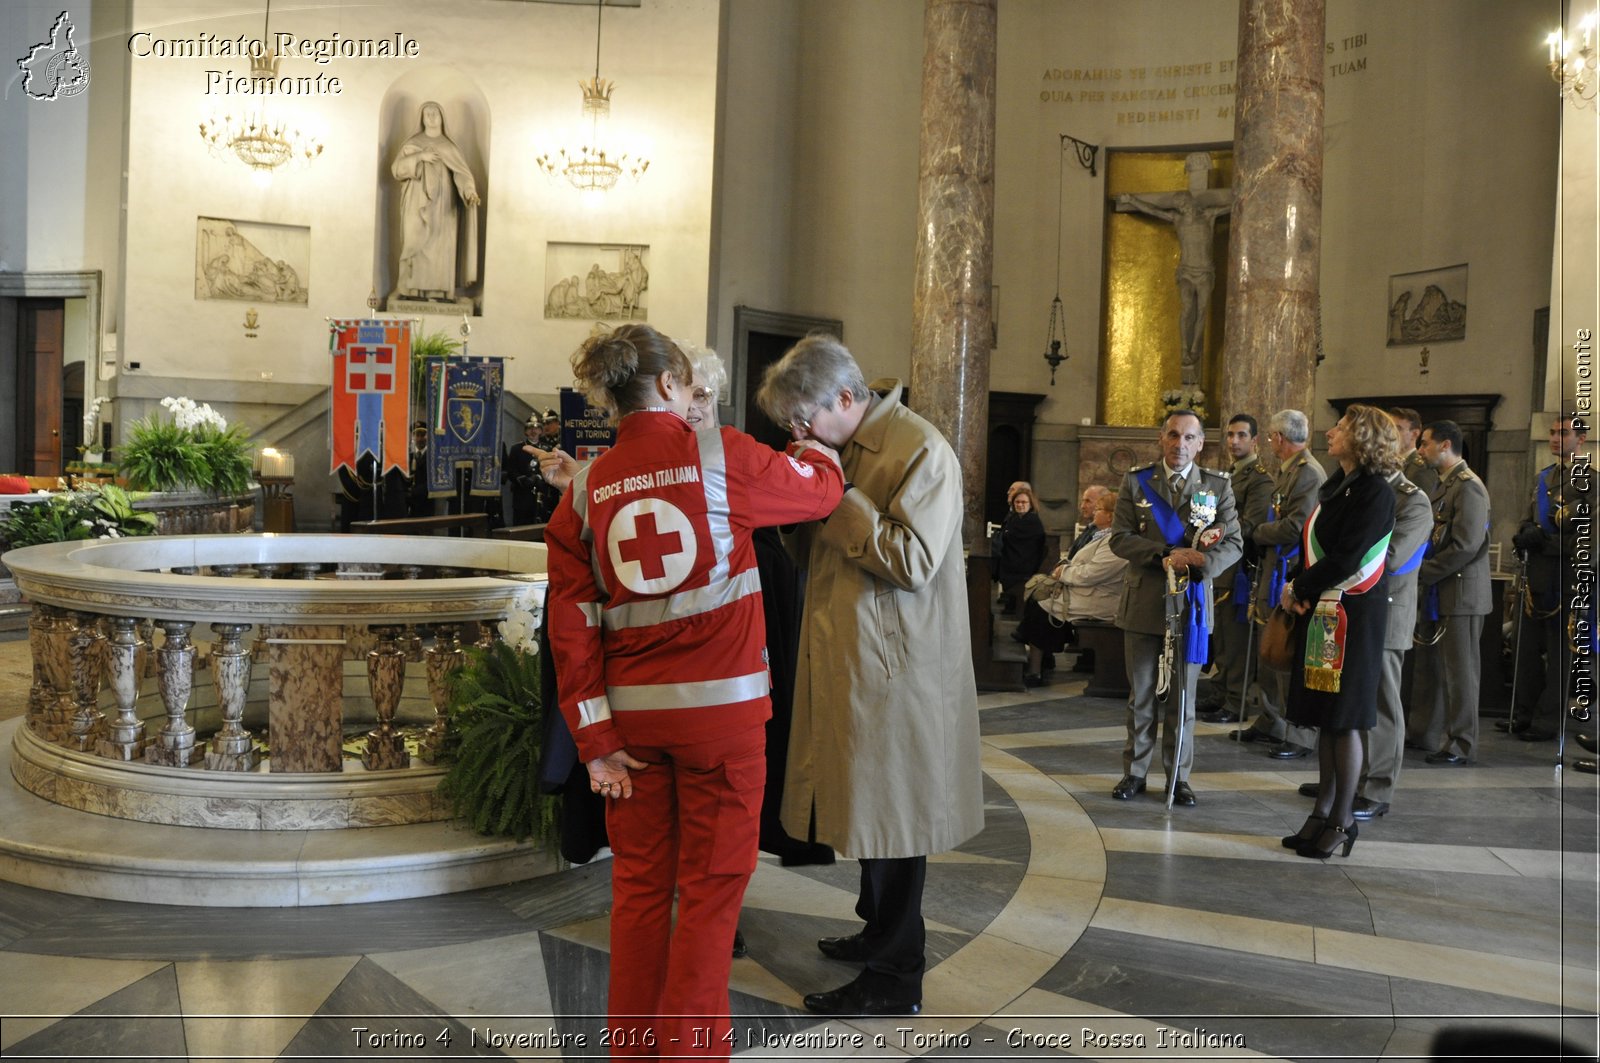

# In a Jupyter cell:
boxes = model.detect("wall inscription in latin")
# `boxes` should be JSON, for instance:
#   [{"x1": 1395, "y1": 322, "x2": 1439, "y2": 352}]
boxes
[{"x1": 1039, "y1": 32, "x2": 1368, "y2": 124}]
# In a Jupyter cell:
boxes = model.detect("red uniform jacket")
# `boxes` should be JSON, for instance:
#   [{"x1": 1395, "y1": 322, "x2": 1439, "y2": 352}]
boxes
[{"x1": 546, "y1": 412, "x2": 843, "y2": 762}]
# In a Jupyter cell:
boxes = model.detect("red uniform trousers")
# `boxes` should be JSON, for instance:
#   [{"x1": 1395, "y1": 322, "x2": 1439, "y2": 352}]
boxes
[{"x1": 606, "y1": 723, "x2": 765, "y2": 1060}]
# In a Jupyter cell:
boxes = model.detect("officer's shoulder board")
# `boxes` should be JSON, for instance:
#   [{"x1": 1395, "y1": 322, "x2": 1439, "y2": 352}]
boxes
[
  {"x1": 1396, "y1": 479, "x2": 1420, "y2": 496},
  {"x1": 1200, "y1": 467, "x2": 1230, "y2": 484},
  {"x1": 1252, "y1": 461, "x2": 1269, "y2": 476},
  {"x1": 1130, "y1": 460, "x2": 1157, "y2": 474}
]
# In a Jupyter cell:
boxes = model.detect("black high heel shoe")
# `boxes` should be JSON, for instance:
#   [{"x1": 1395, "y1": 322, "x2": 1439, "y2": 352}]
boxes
[
  {"x1": 1297, "y1": 820, "x2": 1358, "y2": 860},
  {"x1": 1282, "y1": 814, "x2": 1325, "y2": 850}
]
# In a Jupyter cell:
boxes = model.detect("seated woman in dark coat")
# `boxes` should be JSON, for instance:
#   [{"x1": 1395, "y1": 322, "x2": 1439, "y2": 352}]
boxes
[
  {"x1": 995, "y1": 481, "x2": 1047, "y2": 613},
  {"x1": 1280, "y1": 404, "x2": 1399, "y2": 860}
]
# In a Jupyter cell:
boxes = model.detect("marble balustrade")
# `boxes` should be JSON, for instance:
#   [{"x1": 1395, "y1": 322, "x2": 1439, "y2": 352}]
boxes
[{"x1": 1, "y1": 535, "x2": 547, "y2": 829}]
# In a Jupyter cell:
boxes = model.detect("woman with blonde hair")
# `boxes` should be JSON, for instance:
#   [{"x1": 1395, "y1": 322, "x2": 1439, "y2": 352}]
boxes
[
  {"x1": 1279, "y1": 404, "x2": 1399, "y2": 859},
  {"x1": 545, "y1": 324, "x2": 843, "y2": 1055}
]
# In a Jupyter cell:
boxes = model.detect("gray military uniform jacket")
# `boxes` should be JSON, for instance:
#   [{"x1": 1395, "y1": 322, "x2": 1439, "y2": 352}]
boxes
[
  {"x1": 1110, "y1": 462, "x2": 1242, "y2": 636},
  {"x1": 1418, "y1": 459, "x2": 1491, "y2": 616},
  {"x1": 1217, "y1": 452, "x2": 1274, "y2": 599},
  {"x1": 1251, "y1": 449, "x2": 1327, "y2": 614},
  {"x1": 1383, "y1": 472, "x2": 1435, "y2": 650}
]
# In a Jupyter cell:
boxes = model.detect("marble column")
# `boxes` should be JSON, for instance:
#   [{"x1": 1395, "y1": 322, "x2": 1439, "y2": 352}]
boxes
[
  {"x1": 64, "y1": 613, "x2": 107, "y2": 752},
  {"x1": 146, "y1": 620, "x2": 198, "y2": 767},
  {"x1": 26, "y1": 604, "x2": 63, "y2": 738},
  {"x1": 420, "y1": 624, "x2": 463, "y2": 765},
  {"x1": 1218, "y1": 0, "x2": 1325, "y2": 422},
  {"x1": 361, "y1": 625, "x2": 409, "y2": 771},
  {"x1": 34, "y1": 605, "x2": 78, "y2": 742},
  {"x1": 205, "y1": 622, "x2": 258, "y2": 771},
  {"x1": 98, "y1": 616, "x2": 149, "y2": 761},
  {"x1": 907, "y1": 0, "x2": 996, "y2": 550}
]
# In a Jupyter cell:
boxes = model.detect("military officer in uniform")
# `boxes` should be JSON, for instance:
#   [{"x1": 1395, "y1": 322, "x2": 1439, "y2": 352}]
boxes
[
  {"x1": 1392, "y1": 406, "x2": 1439, "y2": 498},
  {"x1": 1200, "y1": 413, "x2": 1274, "y2": 723},
  {"x1": 1231, "y1": 409, "x2": 1326, "y2": 757},
  {"x1": 1410, "y1": 420, "x2": 1492, "y2": 764},
  {"x1": 1109, "y1": 409, "x2": 1241, "y2": 806},
  {"x1": 1505, "y1": 415, "x2": 1594, "y2": 741},
  {"x1": 1350, "y1": 464, "x2": 1435, "y2": 817}
]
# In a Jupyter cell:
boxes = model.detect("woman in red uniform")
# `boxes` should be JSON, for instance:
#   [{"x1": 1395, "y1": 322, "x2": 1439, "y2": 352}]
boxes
[{"x1": 545, "y1": 324, "x2": 843, "y2": 1057}]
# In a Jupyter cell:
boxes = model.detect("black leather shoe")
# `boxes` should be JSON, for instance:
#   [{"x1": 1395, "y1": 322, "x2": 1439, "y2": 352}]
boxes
[
  {"x1": 1517, "y1": 729, "x2": 1557, "y2": 742},
  {"x1": 1575, "y1": 759, "x2": 1599, "y2": 775},
  {"x1": 1578, "y1": 733, "x2": 1599, "y2": 755},
  {"x1": 1169, "y1": 780, "x2": 1196, "y2": 807},
  {"x1": 732, "y1": 929, "x2": 747, "y2": 959},
  {"x1": 1200, "y1": 708, "x2": 1243, "y2": 723},
  {"x1": 1228, "y1": 728, "x2": 1266, "y2": 743},
  {"x1": 1495, "y1": 717, "x2": 1532, "y2": 734},
  {"x1": 1297, "y1": 781, "x2": 1320, "y2": 798},
  {"x1": 1022, "y1": 673, "x2": 1044, "y2": 688},
  {"x1": 817, "y1": 933, "x2": 871, "y2": 962},
  {"x1": 1111, "y1": 774, "x2": 1147, "y2": 800},
  {"x1": 1269, "y1": 743, "x2": 1312, "y2": 760},
  {"x1": 1425, "y1": 750, "x2": 1469, "y2": 765},
  {"x1": 802, "y1": 978, "x2": 921, "y2": 1017},
  {"x1": 1351, "y1": 797, "x2": 1389, "y2": 820}
]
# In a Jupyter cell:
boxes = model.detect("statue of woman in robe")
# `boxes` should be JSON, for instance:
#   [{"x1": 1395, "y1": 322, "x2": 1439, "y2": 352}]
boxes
[{"x1": 392, "y1": 101, "x2": 481, "y2": 301}]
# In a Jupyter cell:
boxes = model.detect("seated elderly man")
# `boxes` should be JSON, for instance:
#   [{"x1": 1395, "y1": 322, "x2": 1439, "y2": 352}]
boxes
[{"x1": 1014, "y1": 489, "x2": 1127, "y2": 685}]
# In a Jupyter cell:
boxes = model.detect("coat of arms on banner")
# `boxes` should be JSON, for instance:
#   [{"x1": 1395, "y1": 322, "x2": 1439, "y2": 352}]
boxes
[
  {"x1": 330, "y1": 319, "x2": 412, "y2": 477},
  {"x1": 425, "y1": 357, "x2": 504, "y2": 497}
]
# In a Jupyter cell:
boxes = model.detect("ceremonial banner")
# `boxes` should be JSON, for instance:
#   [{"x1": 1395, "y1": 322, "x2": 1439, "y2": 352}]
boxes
[
  {"x1": 331, "y1": 319, "x2": 411, "y2": 476},
  {"x1": 425, "y1": 357, "x2": 504, "y2": 497},
  {"x1": 559, "y1": 386, "x2": 616, "y2": 461}
]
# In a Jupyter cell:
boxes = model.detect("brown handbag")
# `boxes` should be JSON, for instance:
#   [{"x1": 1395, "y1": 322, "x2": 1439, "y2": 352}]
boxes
[{"x1": 1258, "y1": 607, "x2": 1297, "y2": 670}]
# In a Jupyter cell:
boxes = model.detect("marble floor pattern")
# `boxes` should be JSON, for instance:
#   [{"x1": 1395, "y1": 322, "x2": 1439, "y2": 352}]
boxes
[{"x1": 0, "y1": 641, "x2": 1597, "y2": 1061}]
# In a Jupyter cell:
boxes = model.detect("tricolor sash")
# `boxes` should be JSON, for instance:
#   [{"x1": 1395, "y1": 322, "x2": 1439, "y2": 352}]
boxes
[{"x1": 1300, "y1": 500, "x2": 1391, "y2": 694}]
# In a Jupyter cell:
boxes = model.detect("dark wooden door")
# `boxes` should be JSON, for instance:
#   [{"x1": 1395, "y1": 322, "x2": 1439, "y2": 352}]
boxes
[
  {"x1": 732, "y1": 307, "x2": 844, "y2": 451},
  {"x1": 17, "y1": 299, "x2": 64, "y2": 475}
]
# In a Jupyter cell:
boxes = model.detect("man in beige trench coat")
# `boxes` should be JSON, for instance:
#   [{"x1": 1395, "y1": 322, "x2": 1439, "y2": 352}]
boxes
[{"x1": 757, "y1": 334, "x2": 984, "y2": 1018}]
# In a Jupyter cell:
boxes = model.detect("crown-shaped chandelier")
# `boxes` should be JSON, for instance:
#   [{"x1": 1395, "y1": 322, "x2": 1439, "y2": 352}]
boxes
[
  {"x1": 536, "y1": 0, "x2": 650, "y2": 193},
  {"x1": 1546, "y1": 11, "x2": 1598, "y2": 108},
  {"x1": 196, "y1": 2, "x2": 322, "y2": 180}
]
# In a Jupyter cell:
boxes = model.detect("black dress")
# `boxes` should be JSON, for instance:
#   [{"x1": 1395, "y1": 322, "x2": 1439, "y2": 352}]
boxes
[{"x1": 1285, "y1": 467, "x2": 1396, "y2": 732}]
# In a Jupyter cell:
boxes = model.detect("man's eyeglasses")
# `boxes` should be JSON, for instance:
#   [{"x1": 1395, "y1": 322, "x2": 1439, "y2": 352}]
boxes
[{"x1": 788, "y1": 407, "x2": 817, "y2": 435}]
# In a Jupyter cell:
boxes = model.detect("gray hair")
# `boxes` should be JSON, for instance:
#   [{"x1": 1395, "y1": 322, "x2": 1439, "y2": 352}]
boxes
[
  {"x1": 756, "y1": 333, "x2": 869, "y2": 427},
  {"x1": 1268, "y1": 409, "x2": 1309, "y2": 444},
  {"x1": 680, "y1": 342, "x2": 726, "y2": 404}
]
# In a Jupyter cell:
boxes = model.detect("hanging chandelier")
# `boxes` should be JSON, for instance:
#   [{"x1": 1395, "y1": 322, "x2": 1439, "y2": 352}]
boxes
[
  {"x1": 536, "y1": 0, "x2": 650, "y2": 192},
  {"x1": 196, "y1": 3, "x2": 322, "y2": 179},
  {"x1": 1546, "y1": 12, "x2": 1598, "y2": 108}
]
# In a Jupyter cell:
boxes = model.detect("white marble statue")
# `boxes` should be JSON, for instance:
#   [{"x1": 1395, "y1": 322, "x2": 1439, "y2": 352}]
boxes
[{"x1": 391, "y1": 101, "x2": 481, "y2": 301}]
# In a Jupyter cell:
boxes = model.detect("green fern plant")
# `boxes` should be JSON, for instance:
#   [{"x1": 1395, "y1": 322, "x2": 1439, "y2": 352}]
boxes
[
  {"x1": 119, "y1": 413, "x2": 254, "y2": 494},
  {"x1": 438, "y1": 640, "x2": 558, "y2": 846},
  {"x1": 411, "y1": 330, "x2": 463, "y2": 397}
]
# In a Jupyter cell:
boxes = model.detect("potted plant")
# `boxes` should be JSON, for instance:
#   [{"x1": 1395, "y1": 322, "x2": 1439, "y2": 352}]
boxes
[
  {"x1": 0, "y1": 484, "x2": 158, "y2": 550},
  {"x1": 119, "y1": 396, "x2": 253, "y2": 494},
  {"x1": 438, "y1": 589, "x2": 558, "y2": 845}
]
